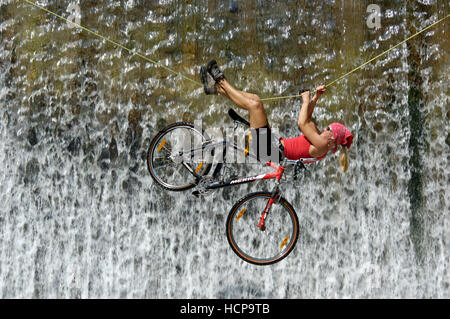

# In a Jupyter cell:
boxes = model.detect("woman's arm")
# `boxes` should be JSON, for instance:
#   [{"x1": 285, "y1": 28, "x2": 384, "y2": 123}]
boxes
[
  {"x1": 297, "y1": 85, "x2": 326, "y2": 127},
  {"x1": 307, "y1": 86, "x2": 325, "y2": 118},
  {"x1": 297, "y1": 85, "x2": 329, "y2": 152}
]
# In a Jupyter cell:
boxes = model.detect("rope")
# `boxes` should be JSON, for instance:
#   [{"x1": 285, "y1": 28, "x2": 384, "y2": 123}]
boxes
[
  {"x1": 24, "y1": 1, "x2": 448, "y2": 102},
  {"x1": 259, "y1": 13, "x2": 449, "y2": 102}
]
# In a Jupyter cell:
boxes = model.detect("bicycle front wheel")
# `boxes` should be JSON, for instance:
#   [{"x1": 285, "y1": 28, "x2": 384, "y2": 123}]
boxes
[
  {"x1": 226, "y1": 192, "x2": 299, "y2": 265},
  {"x1": 147, "y1": 122, "x2": 212, "y2": 191}
]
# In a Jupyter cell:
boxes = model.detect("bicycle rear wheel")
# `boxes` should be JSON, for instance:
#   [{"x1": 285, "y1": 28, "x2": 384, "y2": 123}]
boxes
[
  {"x1": 147, "y1": 122, "x2": 212, "y2": 191},
  {"x1": 226, "y1": 192, "x2": 299, "y2": 265}
]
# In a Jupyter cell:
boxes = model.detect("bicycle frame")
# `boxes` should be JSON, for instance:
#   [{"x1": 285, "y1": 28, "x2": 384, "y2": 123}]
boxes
[
  {"x1": 203, "y1": 159, "x2": 287, "y2": 230},
  {"x1": 204, "y1": 160, "x2": 284, "y2": 190},
  {"x1": 185, "y1": 137, "x2": 300, "y2": 230},
  {"x1": 180, "y1": 133, "x2": 286, "y2": 185},
  {"x1": 176, "y1": 116, "x2": 306, "y2": 230},
  {"x1": 149, "y1": 113, "x2": 307, "y2": 264}
]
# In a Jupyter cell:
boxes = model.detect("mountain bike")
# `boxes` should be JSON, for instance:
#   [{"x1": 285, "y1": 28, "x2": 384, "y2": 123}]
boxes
[{"x1": 147, "y1": 109, "x2": 308, "y2": 265}]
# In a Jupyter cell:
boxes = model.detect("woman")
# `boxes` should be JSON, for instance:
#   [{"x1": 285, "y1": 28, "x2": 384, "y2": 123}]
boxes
[{"x1": 200, "y1": 60, "x2": 353, "y2": 172}]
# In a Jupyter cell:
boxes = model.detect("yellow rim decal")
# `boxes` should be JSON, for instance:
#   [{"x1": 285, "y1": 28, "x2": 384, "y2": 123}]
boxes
[
  {"x1": 236, "y1": 208, "x2": 246, "y2": 221},
  {"x1": 157, "y1": 139, "x2": 167, "y2": 152},
  {"x1": 280, "y1": 236, "x2": 289, "y2": 250},
  {"x1": 244, "y1": 132, "x2": 252, "y2": 156},
  {"x1": 195, "y1": 162, "x2": 203, "y2": 174}
]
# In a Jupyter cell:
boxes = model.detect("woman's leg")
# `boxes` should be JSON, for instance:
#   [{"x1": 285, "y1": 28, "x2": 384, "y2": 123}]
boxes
[{"x1": 216, "y1": 79, "x2": 268, "y2": 128}]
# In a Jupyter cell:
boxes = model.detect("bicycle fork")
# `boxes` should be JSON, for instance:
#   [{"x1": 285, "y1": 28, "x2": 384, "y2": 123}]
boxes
[{"x1": 257, "y1": 186, "x2": 280, "y2": 231}]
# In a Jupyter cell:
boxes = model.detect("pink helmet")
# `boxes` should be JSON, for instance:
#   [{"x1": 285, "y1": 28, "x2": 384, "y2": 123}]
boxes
[{"x1": 329, "y1": 122, "x2": 353, "y2": 153}]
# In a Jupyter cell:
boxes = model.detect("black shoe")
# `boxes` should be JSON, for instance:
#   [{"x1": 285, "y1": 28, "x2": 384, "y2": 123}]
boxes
[
  {"x1": 206, "y1": 59, "x2": 225, "y2": 82},
  {"x1": 200, "y1": 66, "x2": 217, "y2": 95}
]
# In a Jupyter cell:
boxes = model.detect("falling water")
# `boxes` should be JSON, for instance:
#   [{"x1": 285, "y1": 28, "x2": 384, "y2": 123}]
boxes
[{"x1": 0, "y1": 0, "x2": 448, "y2": 298}]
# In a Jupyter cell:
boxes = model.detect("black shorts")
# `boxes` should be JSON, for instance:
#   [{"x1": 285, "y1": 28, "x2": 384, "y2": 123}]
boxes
[{"x1": 249, "y1": 125, "x2": 285, "y2": 163}]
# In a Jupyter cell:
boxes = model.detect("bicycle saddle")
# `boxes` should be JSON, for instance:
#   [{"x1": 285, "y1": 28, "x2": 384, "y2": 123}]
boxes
[{"x1": 228, "y1": 109, "x2": 250, "y2": 126}]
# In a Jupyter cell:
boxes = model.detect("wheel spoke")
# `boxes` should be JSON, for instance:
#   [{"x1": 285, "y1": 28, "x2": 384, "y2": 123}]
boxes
[{"x1": 148, "y1": 124, "x2": 211, "y2": 190}]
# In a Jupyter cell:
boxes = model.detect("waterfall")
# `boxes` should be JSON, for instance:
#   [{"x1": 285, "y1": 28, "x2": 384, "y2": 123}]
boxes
[{"x1": 0, "y1": 0, "x2": 448, "y2": 298}]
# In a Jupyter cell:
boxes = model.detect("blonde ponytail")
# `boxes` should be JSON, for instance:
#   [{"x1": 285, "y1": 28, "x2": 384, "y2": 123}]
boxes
[{"x1": 339, "y1": 146, "x2": 348, "y2": 173}]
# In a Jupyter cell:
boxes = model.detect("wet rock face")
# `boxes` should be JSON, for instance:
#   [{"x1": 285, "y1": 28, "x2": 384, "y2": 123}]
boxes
[
  {"x1": 229, "y1": 0, "x2": 239, "y2": 13},
  {"x1": 67, "y1": 137, "x2": 81, "y2": 156},
  {"x1": 24, "y1": 157, "x2": 40, "y2": 185},
  {"x1": 109, "y1": 137, "x2": 118, "y2": 162},
  {"x1": 27, "y1": 128, "x2": 38, "y2": 146},
  {"x1": 126, "y1": 109, "x2": 143, "y2": 162}
]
